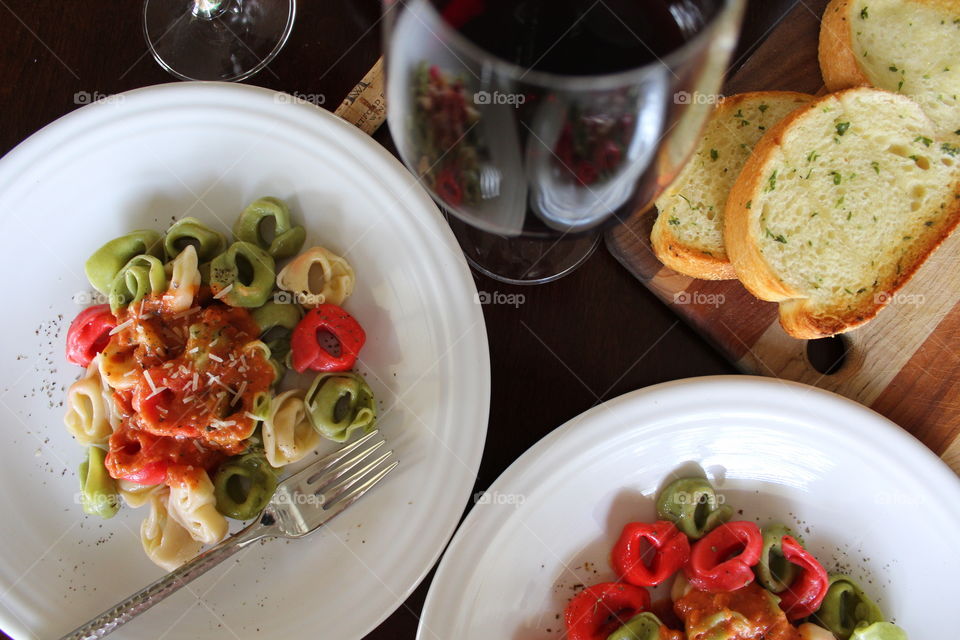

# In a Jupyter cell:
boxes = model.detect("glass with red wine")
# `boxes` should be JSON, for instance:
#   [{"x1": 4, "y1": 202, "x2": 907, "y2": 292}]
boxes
[{"x1": 383, "y1": 0, "x2": 745, "y2": 284}]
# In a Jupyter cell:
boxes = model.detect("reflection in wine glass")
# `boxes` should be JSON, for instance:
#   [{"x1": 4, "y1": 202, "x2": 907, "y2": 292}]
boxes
[
  {"x1": 144, "y1": 0, "x2": 295, "y2": 82},
  {"x1": 384, "y1": 0, "x2": 746, "y2": 284}
]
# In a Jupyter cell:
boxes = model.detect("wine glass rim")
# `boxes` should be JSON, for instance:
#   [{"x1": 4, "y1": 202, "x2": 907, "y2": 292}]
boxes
[{"x1": 398, "y1": 0, "x2": 747, "y2": 88}]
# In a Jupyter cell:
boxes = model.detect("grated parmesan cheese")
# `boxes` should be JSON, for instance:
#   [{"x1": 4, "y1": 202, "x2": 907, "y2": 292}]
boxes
[
  {"x1": 232, "y1": 381, "x2": 248, "y2": 404},
  {"x1": 109, "y1": 319, "x2": 133, "y2": 336},
  {"x1": 146, "y1": 385, "x2": 168, "y2": 400},
  {"x1": 143, "y1": 370, "x2": 157, "y2": 393},
  {"x1": 213, "y1": 283, "x2": 233, "y2": 300},
  {"x1": 172, "y1": 306, "x2": 201, "y2": 319}
]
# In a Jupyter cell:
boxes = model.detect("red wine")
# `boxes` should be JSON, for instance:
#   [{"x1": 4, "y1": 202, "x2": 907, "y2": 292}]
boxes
[{"x1": 435, "y1": 0, "x2": 690, "y2": 75}]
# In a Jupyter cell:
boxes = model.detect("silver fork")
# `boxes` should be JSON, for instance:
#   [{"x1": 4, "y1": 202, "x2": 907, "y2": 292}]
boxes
[{"x1": 59, "y1": 430, "x2": 397, "y2": 640}]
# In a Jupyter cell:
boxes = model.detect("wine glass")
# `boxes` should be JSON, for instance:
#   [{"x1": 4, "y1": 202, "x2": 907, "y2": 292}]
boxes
[
  {"x1": 144, "y1": 0, "x2": 296, "y2": 82},
  {"x1": 383, "y1": 0, "x2": 745, "y2": 284}
]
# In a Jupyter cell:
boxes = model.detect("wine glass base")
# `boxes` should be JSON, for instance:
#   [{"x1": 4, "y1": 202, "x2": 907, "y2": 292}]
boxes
[
  {"x1": 144, "y1": 0, "x2": 295, "y2": 82},
  {"x1": 445, "y1": 214, "x2": 601, "y2": 285}
]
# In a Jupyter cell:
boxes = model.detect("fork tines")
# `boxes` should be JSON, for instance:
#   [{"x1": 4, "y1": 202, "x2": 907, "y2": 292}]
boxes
[{"x1": 287, "y1": 430, "x2": 397, "y2": 514}]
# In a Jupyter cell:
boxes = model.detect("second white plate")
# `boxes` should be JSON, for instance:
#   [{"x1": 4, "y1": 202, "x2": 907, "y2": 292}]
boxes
[{"x1": 419, "y1": 376, "x2": 960, "y2": 639}]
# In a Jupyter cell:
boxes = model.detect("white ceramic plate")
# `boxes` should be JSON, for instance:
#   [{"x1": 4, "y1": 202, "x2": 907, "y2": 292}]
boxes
[
  {"x1": 419, "y1": 376, "x2": 960, "y2": 639},
  {"x1": 0, "y1": 83, "x2": 489, "y2": 640}
]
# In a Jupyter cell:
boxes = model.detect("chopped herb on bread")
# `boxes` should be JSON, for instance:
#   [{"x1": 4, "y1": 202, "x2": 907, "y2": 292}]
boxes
[
  {"x1": 820, "y1": 0, "x2": 960, "y2": 142},
  {"x1": 724, "y1": 87, "x2": 960, "y2": 338},
  {"x1": 652, "y1": 92, "x2": 814, "y2": 280}
]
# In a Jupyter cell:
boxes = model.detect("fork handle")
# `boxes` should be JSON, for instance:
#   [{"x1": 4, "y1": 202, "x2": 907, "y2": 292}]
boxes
[{"x1": 58, "y1": 522, "x2": 269, "y2": 640}]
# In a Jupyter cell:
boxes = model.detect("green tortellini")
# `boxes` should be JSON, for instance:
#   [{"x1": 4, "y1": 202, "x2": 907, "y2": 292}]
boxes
[
  {"x1": 78, "y1": 446, "x2": 119, "y2": 518},
  {"x1": 607, "y1": 613, "x2": 665, "y2": 640},
  {"x1": 252, "y1": 300, "x2": 303, "y2": 333},
  {"x1": 233, "y1": 197, "x2": 306, "y2": 260},
  {"x1": 251, "y1": 391, "x2": 272, "y2": 422},
  {"x1": 849, "y1": 622, "x2": 908, "y2": 640},
  {"x1": 655, "y1": 477, "x2": 733, "y2": 539},
  {"x1": 755, "y1": 523, "x2": 801, "y2": 593},
  {"x1": 85, "y1": 229, "x2": 163, "y2": 294},
  {"x1": 252, "y1": 301, "x2": 303, "y2": 380},
  {"x1": 164, "y1": 217, "x2": 227, "y2": 262},
  {"x1": 305, "y1": 372, "x2": 377, "y2": 442},
  {"x1": 814, "y1": 575, "x2": 885, "y2": 640},
  {"x1": 209, "y1": 241, "x2": 276, "y2": 307},
  {"x1": 212, "y1": 451, "x2": 278, "y2": 520},
  {"x1": 108, "y1": 254, "x2": 167, "y2": 312},
  {"x1": 243, "y1": 340, "x2": 284, "y2": 387}
]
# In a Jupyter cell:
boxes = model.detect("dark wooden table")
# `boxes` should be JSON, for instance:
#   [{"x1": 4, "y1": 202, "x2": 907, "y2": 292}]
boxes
[{"x1": 0, "y1": 1, "x2": 797, "y2": 637}]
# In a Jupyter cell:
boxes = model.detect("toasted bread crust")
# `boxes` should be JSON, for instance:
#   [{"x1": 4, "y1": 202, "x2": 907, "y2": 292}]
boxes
[
  {"x1": 723, "y1": 101, "x2": 813, "y2": 303},
  {"x1": 651, "y1": 91, "x2": 814, "y2": 282},
  {"x1": 650, "y1": 215, "x2": 737, "y2": 280},
  {"x1": 724, "y1": 87, "x2": 960, "y2": 339},
  {"x1": 778, "y1": 205, "x2": 960, "y2": 338},
  {"x1": 820, "y1": 0, "x2": 960, "y2": 92},
  {"x1": 819, "y1": 0, "x2": 871, "y2": 92}
]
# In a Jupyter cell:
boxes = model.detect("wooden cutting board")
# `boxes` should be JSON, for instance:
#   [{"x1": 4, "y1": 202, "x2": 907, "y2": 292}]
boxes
[{"x1": 606, "y1": 0, "x2": 960, "y2": 474}]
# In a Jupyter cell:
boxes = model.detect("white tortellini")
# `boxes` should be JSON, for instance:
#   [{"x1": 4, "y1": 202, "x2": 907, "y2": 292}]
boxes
[
  {"x1": 163, "y1": 244, "x2": 201, "y2": 313},
  {"x1": 118, "y1": 479, "x2": 162, "y2": 508},
  {"x1": 276, "y1": 246, "x2": 354, "y2": 307},
  {"x1": 167, "y1": 471, "x2": 229, "y2": 545},
  {"x1": 141, "y1": 489, "x2": 204, "y2": 571},
  {"x1": 671, "y1": 572, "x2": 694, "y2": 602},
  {"x1": 98, "y1": 339, "x2": 139, "y2": 391},
  {"x1": 262, "y1": 390, "x2": 321, "y2": 467},
  {"x1": 64, "y1": 355, "x2": 114, "y2": 445}
]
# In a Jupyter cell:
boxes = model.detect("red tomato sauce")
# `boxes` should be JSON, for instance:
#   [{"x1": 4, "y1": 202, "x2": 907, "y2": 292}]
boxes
[
  {"x1": 674, "y1": 583, "x2": 802, "y2": 640},
  {"x1": 103, "y1": 294, "x2": 274, "y2": 488}
]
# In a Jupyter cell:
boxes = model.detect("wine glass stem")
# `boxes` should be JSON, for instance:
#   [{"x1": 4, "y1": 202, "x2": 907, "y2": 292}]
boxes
[{"x1": 192, "y1": 0, "x2": 231, "y2": 19}]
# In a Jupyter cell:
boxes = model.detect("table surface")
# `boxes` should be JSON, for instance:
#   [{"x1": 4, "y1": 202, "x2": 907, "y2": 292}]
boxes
[{"x1": 0, "y1": 1, "x2": 798, "y2": 637}]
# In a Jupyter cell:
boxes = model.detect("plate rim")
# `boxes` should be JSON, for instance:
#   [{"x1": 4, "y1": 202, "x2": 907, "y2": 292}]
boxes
[
  {"x1": 0, "y1": 81, "x2": 491, "y2": 640},
  {"x1": 417, "y1": 374, "x2": 960, "y2": 638}
]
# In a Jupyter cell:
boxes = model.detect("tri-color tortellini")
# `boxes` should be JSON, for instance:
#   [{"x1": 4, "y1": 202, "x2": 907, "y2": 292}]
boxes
[
  {"x1": 814, "y1": 575, "x2": 887, "y2": 639},
  {"x1": 233, "y1": 197, "x2": 306, "y2": 260},
  {"x1": 163, "y1": 216, "x2": 227, "y2": 262},
  {"x1": 756, "y1": 523, "x2": 801, "y2": 593},
  {"x1": 64, "y1": 355, "x2": 115, "y2": 445},
  {"x1": 163, "y1": 244, "x2": 201, "y2": 313},
  {"x1": 655, "y1": 476, "x2": 733, "y2": 539},
  {"x1": 565, "y1": 475, "x2": 910, "y2": 640},
  {"x1": 252, "y1": 300, "x2": 303, "y2": 377},
  {"x1": 168, "y1": 472, "x2": 229, "y2": 545},
  {"x1": 84, "y1": 229, "x2": 163, "y2": 294},
  {"x1": 108, "y1": 254, "x2": 167, "y2": 312},
  {"x1": 141, "y1": 490, "x2": 204, "y2": 572},
  {"x1": 606, "y1": 613, "x2": 667, "y2": 640},
  {"x1": 210, "y1": 241, "x2": 276, "y2": 307},
  {"x1": 65, "y1": 196, "x2": 379, "y2": 571},
  {"x1": 305, "y1": 372, "x2": 377, "y2": 442},
  {"x1": 262, "y1": 390, "x2": 321, "y2": 467},
  {"x1": 212, "y1": 451, "x2": 278, "y2": 520},
  {"x1": 78, "y1": 446, "x2": 119, "y2": 519},
  {"x1": 275, "y1": 245, "x2": 355, "y2": 307}
]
